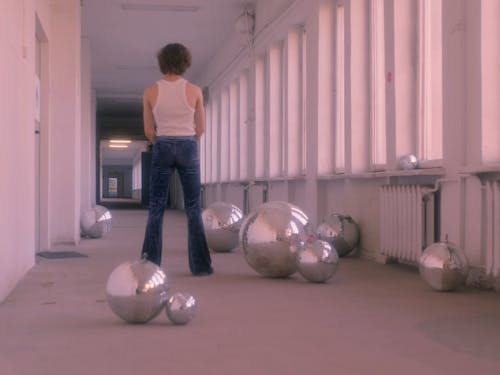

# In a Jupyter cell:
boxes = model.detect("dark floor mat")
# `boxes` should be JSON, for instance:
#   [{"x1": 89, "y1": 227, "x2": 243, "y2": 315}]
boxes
[{"x1": 37, "y1": 251, "x2": 88, "y2": 259}]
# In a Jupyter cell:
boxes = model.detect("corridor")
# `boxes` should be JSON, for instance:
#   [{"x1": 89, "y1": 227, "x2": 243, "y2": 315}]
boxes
[{"x1": 1, "y1": 209, "x2": 499, "y2": 375}]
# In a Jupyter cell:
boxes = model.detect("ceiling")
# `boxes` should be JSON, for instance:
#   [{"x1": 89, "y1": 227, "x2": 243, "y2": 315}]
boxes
[
  {"x1": 81, "y1": 0, "x2": 256, "y2": 163},
  {"x1": 82, "y1": 0, "x2": 255, "y2": 115}
]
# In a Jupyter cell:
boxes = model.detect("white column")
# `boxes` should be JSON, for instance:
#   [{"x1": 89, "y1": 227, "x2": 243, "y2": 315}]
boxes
[{"x1": 49, "y1": 0, "x2": 82, "y2": 245}]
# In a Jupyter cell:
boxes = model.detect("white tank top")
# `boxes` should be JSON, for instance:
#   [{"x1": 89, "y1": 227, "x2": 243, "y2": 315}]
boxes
[{"x1": 152, "y1": 78, "x2": 196, "y2": 136}]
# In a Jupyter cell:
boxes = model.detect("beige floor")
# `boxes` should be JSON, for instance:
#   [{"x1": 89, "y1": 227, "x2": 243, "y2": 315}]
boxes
[{"x1": 1, "y1": 209, "x2": 500, "y2": 375}]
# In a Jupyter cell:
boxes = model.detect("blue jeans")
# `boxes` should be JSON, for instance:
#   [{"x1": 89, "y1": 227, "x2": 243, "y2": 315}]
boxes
[{"x1": 141, "y1": 136, "x2": 212, "y2": 274}]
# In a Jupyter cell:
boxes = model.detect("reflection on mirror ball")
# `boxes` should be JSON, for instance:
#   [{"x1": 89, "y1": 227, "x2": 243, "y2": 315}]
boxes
[
  {"x1": 296, "y1": 239, "x2": 339, "y2": 283},
  {"x1": 239, "y1": 201, "x2": 312, "y2": 278},
  {"x1": 105, "y1": 259, "x2": 169, "y2": 323},
  {"x1": 316, "y1": 213, "x2": 360, "y2": 257},
  {"x1": 81, "y1": 205, "x2": 112, "y2": 238},
  {"x1": 399, "y1": 154, "x2": 419, "y2": 170},
  {"x1": 419, "y1": 241, "x2": 469, "y2": 291},
  {"x1": 165, "y1": 292, "x2": 198, "y2": 325},
  {"x1": 202, "y1": 201, "x2": 244, "y2": 252}
]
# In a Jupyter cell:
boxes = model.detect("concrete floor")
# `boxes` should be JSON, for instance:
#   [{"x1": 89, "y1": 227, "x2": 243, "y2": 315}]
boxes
[{"x1": 1, "y1": 209, "x2": 500, "y2": 375}]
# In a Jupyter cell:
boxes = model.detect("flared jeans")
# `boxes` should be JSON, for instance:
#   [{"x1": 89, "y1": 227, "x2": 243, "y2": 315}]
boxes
[{"x1": 141, "y1": 136, "x2": 212, "y2": 274}]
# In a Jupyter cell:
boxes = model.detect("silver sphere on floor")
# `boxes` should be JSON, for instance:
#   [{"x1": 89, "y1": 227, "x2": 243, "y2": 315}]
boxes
[
  {"x1": 202, "y1": 201, "x2": 244, "y2": 252},
  {"x1": 81, "y1": 205, "x2": 112, "y2": 238},
  {"x1": 419, "y1": 241, "x2": 469, "y2": 291},
  {"x1": 239, "y1": 201, "x2": 312, "y2": 278},
  {"x1": 105, "y1": 259, "x2": 169, "y2": 323},
  {"x1": 165, "y1": 292, "x2": 198, "y2": 325},
  {"x1": 296, "y1": 239, "x2": 339, "y2": 283},
  {"x1": 316, "y1": 213, "x2": 360, "y2": 257},
  {"x1": 399, "y1": 154, "x2": 419, "y2": 170}
]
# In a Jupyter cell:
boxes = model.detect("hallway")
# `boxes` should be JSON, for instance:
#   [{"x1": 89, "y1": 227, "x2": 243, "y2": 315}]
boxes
[{"x1": 1, "y1": 210, "x2": 499, "y2": 375}]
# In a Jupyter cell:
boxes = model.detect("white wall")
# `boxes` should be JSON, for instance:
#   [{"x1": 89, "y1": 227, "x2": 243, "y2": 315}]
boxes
[
  {"x1": 199, "y1": 0, "x2": 500, "y2": 275},
  {"x1": 0, "y1": 0, "x2": 86, "y2": 302}
]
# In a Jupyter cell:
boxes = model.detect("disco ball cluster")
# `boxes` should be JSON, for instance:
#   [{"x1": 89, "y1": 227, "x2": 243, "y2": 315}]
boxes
[{"x1": 105, "y1": 259, "x2": 198, "y2": 325}]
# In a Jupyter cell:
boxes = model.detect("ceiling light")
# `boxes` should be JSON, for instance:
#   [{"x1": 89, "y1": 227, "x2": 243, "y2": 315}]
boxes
[
  {"x1": 109, "y1": 144, "x2": 129, "y2": 149},
  {"x1": 120, "y1": 3, "x2": 200, "y2": 12},
  {"x1": 110, "y1": 139, "x2": 131, "y2": 144}
]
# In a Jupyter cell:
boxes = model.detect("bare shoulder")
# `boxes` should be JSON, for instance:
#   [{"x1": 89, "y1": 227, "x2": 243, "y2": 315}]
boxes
[
  {"x1": 144, "y1": 83, "x2": 157, "y2": 98},
  {"x1": 143, "y1": 83, "x2": 158, "y2": 106},
  {"x1": 185, "y1": 81, "x2": 202, "y2": 96}
]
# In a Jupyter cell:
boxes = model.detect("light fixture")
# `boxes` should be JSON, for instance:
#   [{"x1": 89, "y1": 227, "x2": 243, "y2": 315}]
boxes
[
  {"x1": 110, "y1": 139, "x2": 131, "y2": 144},
  {"x1": 109, "y1": 144, "x2": 128, "y2": 149},
  {"x1": 120, "y1": 3, "x2": 200, "y2": 12},
  {"x1": 235, "y1": 8, "x2": 255, "y2": 36}
]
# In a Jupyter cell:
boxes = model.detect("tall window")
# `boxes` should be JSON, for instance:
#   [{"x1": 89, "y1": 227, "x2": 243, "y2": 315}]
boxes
[
  {"x1": 370, "y1": 0, "x2": 387, "y2": 168},
  {"x1": 417, "y1": 0, "x2": 442, "y2": 164},
  {"x1": 239, "y1": 71, "x2": 249, "y2": 179},
  {"x1": 201, "y1": 103, "x2": 210, "y2": 183},
  {"x1": 317, "y1": 3, "x2": 334, "y2": 175},
  {"x1": 220, "y1": 88, "x2": 230, "y2": 181},
  {"x1": 286, "y1": 26, "x2": 306, "y2": 177},
  {"x1": 269, "y1": 43, "x2": 284, "y2": 178},
  {"x1": 335, "y1": 4, "x2": 345, "y2": 172},
  {"x1": 481, "y1": 0, "x2": 500, "y2": 163},
  {"x1": 229, "y1": 81, "x2": 239, "y2": 180},
  {"x1": 210, "y1": 96, "x2": 219, "y2": 182},
  {"x1": 255, "y1": 56, "x2": 266, "y2": 179}
]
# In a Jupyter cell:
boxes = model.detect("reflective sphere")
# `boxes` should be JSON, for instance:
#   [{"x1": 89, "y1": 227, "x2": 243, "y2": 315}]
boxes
[
  {"x1": 316, "y1": 213, "x2": 360, "y2": 257},
  {"x1": 239, "y1": 201, "x2": 312, "y2": 278},
  {"x1": 105, "y1": 259, "x2": 169, "y2": 323},
  {"x1": 419, "y1": 241, "x2": 469, "y2": 291},
  {"x1": 202, "y1": 202, "x2": 244, "y2": 252},
  {"x1": 81, "y1": 205, "x2": 112, "y2": 238},
  {"x1": 165, "y1": 292, "x2": 198, "y2": 325},
  {"x1": 399, "y1": 154, "x2": 419, "y2": 170},
  {"x1": 296, "y1": 239, "x2": 339, "y2": 283}
]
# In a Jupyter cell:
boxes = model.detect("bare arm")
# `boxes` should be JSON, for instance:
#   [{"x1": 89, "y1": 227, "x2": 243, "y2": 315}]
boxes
[
  {"x1": 194, "y1": 87, "x2": 205, "y2": 142},
  {"x1": 143, "y1": 87, "x2": 156, "y2": 144}
]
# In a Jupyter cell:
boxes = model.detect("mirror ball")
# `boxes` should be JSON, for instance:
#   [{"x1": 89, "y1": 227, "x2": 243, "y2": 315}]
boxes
[
  {"x1": 316, "y1": 213, "x2": 360, "y2": 257},
  {"x1": 105, "y1": 259, "x2": 169, "y2": 323},
  {"x1": 202, "y1": 201, "x2": 244, "y2": 252},
  {"x1": 239, "y1": 201, "x2": 312, "y2": 278},
  {"x1": 296, "y1": 239, "x2": 339, "y2": 283},
  {"x1": 165, "y1": 292, "x2": 198, "y2": 325},
  {"x1": 419, "y1": 241, "x2": 469, "y2": 291}
]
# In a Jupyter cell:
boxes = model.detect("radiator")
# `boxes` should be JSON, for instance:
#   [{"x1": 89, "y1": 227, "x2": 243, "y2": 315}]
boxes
[
  {"x1": 484, "y1": 180, "x2": 500, "y2": 277},
  {"x1": 380, "y1": 185, "x2": 435, "y2": 263}
]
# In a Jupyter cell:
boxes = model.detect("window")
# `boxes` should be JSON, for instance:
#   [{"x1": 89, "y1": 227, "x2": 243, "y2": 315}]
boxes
[
  {"x1": 286, "y1": 26, "x2": 306, "y2": 177},
  {"x1": 255, "y1": 56, "x2": 266, "y2": 179},
  {"x1": 220, "y1": 87, "x2": 230, "y2": 181},
  {"x1": 417, "y1": 0, "x2": 442, "y2": 164},
  {"x1": 335, "y1": 4, "x2": 345, "y2": 172},
  {"x1": 268, "y1": 43, "x2": 284, "y2": 178},
  {"x1": 317, "y1": 3, "x2": 335, "y2": 175},
  {"x1": 210, "y1": 95, "x2": 219, "y2": 182},
  {"x1": 370, "y1": 0, "x2": 387, "y2": 169},
  {"x1": 229, "y1": 80, "x2": 239, "y2": 180},
  {"x1": 239, "y1": 71, "x2": 249, "y2": 179}
]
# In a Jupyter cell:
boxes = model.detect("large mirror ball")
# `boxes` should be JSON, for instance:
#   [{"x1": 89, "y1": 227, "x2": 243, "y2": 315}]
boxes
[
  {"x1": 239, "y1": 201, "x2": 312, "y2": 278},
  {"x1": 202, "y1": 201, "x2": 244, "y2": 252},
  {"x1": 105, "y1": 259, "x2": 169, "y2": 323}
]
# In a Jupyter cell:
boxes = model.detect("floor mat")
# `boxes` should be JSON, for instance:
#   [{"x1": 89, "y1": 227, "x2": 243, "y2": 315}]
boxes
[{"x1": 37, "y1": 251, "x2": 88, "y2": 259}]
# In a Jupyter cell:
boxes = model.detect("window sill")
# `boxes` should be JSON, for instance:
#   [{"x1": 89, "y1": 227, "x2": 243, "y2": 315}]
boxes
[
  {"x1": 348, "y1": 167, "x2": 446, "y2": 179},
  {"x1": 460, "y1": 164, "x2": 500, "y2": 175}
]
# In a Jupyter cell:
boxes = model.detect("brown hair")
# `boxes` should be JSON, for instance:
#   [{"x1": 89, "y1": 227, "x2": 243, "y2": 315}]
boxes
[{"x1": 157, "y1": 43, "x2": 192, "y2": 75}]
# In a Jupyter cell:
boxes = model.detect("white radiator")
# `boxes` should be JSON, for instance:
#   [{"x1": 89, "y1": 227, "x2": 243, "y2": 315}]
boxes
[
  {"x1": 484, "y1": 180, "x2": 500, "y2": 277},
  {"x1": 380, "y1": 185, "x2": 435, "y2": 263}
]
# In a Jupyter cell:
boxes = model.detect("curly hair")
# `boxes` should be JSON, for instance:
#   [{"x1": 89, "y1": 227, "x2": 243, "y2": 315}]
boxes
[{"x1": 157, "y1": 43, "x2": 192, "y2": 75}]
